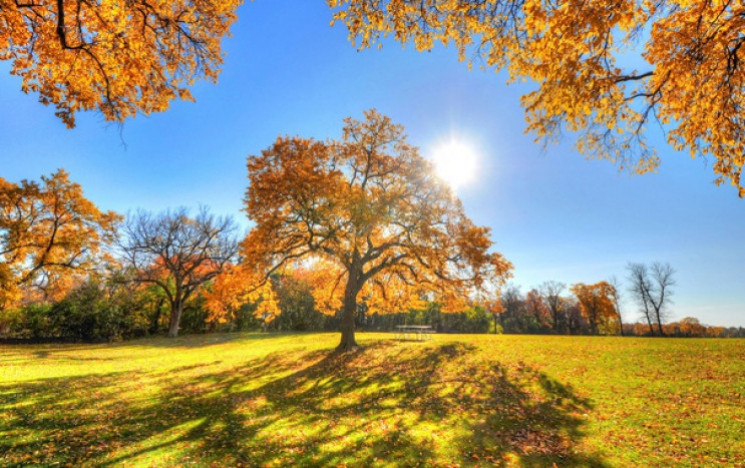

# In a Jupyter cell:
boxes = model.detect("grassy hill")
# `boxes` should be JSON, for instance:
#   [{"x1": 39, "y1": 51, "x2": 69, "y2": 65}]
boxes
[{"x1": 1, "y1": 332, "x2": 744, "y2": 466}]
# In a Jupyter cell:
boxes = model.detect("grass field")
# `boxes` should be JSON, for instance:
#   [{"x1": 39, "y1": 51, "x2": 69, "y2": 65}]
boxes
[{"x1": 1, "y1": 332, "x2": 744, "y2": 467}]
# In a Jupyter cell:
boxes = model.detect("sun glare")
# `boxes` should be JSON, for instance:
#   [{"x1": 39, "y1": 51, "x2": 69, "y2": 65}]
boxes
[{"x1": 431, "y1": 139, "x2": 479, "y2": 191}]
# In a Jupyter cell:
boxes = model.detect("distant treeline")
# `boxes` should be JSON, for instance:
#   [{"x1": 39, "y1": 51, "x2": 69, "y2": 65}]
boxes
[{"x1": 2, "y1": 274, "x2": 743, "y2": 342}]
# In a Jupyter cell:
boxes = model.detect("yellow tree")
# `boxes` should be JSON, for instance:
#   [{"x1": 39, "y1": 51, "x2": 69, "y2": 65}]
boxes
[
  {"x1": 571, "y1": 281, "x2": 618, "y2": 335},
  {"x1": 242, "y1": 110, "x2": 512, "y2": 350},
  {"x1": 0, "y1": 169, "x2": 120, "y2": 308},
  {"x1": 0, "y1": 0, "x2": 240, "y2": 127},
  {"x1": 330, "y1": 0, "x2": 745, "y2": 196}
]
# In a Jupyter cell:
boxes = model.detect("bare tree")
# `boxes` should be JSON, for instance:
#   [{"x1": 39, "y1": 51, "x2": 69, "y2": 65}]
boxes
[
  {"x1": 563, "y1": 297, "x2": 584, "y2": 335},
  {"x1": 627, "y1": 263, "x2": 655, "y2": 335},
  {"x1": 648, "y1": 262, "x2": 675, "y2": 335},
  {"x1": 608, "y1": 276, "x2": 624, "y2": 336},
  {"x1": 539, "y1": 281, "x2": 566, "y2": 333},
  {"x1": 627, "y1": 262, "x2": 675, "y2": 336},
  {"x1": 121, "y1": 207, "x2": 239, "y2": 337},
  {"x1": 499, "y1": 284, "x2": 525, "y2": 333}
]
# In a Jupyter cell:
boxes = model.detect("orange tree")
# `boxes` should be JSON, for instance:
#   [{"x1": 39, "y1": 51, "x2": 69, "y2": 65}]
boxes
[
  {"x1": 330, "y1": 0, "x2": 745, "y2": 196},
  {"x1": 0, "y1": 0, "x2": 240, "y2": 127},
  {"x1": 571, "y1": 281, "x2": 617, "y2": 335},
  {"x1": 0, "y1": 169, "x2": 120, "y2": 308},
  {"x1": 241, "y1": 109, "x2": 512, "y2": 351}
]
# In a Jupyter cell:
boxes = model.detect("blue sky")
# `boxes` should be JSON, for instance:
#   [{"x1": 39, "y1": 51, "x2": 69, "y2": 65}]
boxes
[{"x1": 1, "y1": 1, "x2": 743, "y2": 326}]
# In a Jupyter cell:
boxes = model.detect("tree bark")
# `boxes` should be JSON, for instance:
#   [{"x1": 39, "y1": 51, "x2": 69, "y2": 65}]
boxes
[
  {"x1": 336, "y1": 272, "x2": 360, "y2": 351},
  {"x1": 589, "y1": 310, "x2": 598, "y2": 335},
  {"x1": 655, "y1": 312, "x2": 665, "y2": 336},
  {"x1": 168, "y1": 299, "x2": 183, "y2": 338}
]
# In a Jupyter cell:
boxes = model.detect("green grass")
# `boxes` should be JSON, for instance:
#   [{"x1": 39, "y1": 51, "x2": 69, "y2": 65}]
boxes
[{"x1": 1, "y1": 333, "x2": 744, "y2": 467}]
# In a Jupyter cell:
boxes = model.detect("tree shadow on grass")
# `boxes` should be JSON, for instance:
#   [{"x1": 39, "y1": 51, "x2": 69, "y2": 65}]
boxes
[
  {"x1": 0, "y1": 342, "x2": 608, "y2": 466},
  {"x1": 120, "y1": 332, "x2": 324, "y2": 349}
]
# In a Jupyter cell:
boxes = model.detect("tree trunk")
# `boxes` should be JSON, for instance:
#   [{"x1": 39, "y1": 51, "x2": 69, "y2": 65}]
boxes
[
  {"x1": 552, "y1": 312, "x2": 558, "y2": 333},
  {"x1": 589, "y1": 312, "x2": 598, "y2": 335},
  {"x1": 168, "y1": 299, "x2": 183, "y2": 338},
  {"x1": 655, "y1": 311, "x2": 665, "y2": 336},
  {"x1": 336, "y1": 273, "x2": 360, "y2": 351}
]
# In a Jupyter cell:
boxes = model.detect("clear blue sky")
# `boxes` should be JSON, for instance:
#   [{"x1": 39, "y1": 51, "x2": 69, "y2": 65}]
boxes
[{"x1": 1, "y1": 1, "x2": 743, "y2": 327}]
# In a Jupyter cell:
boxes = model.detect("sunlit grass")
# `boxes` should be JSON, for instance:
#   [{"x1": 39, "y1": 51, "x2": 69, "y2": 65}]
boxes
[{"x1": 1, "y1": 333, "x2": 744, "y2": 466}]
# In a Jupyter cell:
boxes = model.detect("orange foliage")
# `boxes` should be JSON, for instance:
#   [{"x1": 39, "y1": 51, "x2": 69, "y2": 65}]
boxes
[
  {"x1": 204, "y1": 264, "x2": 279, "y2": 325},
  {"x1": 331, "y1": 0, "x2": 745, "y2": 195},
  {"x1": 291, "y1": 259, "x2": 344, "y2": 316},
  {"x1": 571, "y1": 281, "x2": 617, "y2": 335},
  {"x1": 1, "y1": 0, "x2": 240, "y2": 127},
  {"x1": 0, "y1": 169, "x2": 120, "y2": 307}
]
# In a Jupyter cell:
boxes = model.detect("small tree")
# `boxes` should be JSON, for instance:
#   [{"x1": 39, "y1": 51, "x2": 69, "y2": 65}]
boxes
[
  {"x1": 525, "y1": 289, "x2": 550, "y2": 332},
  {"x1": 499, "y1": 284, "x2": 526, "y2": 333},
  {"x1": 121, "y1": 208, "x2": 238, "y2": 337},
  {"x1": 270, "y1": 272, "x2": 324, "y2": 331},
  {"x1": 608, "y1": 276, "x2": 624, "y2": 336},
  {"x1": 627, "y1": 262, "x2": 675, "y2": 336},
  {"x1": 571, "y1": 282, "x2": 617, "y2": 335},
  {"x1": 539, "y1": 281, "x2": 566, "y2": 333}
]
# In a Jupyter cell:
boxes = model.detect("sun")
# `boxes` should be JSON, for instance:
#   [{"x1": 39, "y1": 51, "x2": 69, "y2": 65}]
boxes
[{"x1": 431, "y1": 139, "x2": 479, "y2": 191}]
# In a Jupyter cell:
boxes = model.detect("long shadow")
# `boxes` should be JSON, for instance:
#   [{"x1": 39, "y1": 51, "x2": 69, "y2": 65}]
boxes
[
  {"x1": 0, "y1": 342, "x2": 608, "y2": 466},
  {"x1": 0, "y1": 332, "x2": 296, "y2": 354},
  {"x1": 119, "y1": 332, "x2": 320, "y2": 349}
]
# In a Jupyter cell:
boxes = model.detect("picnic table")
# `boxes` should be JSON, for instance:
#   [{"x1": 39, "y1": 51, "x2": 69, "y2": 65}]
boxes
[{"x1": 394, "y1": 325, "x2": 434, "y2": 341}]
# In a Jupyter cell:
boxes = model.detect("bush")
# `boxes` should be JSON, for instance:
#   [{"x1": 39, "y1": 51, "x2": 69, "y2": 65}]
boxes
[
  {"x1": 4, "y1": 303, "x2": 55, "y2": 339},
  {"x1": 0, "y1": 280, "x2": 154, "y2": 342},
  {"x1": 50, "y1": 282, "x2": 137, "y2": 341},
  {"x1": 180, "y1": 296, "x2": 211, "y2": 334},
  {"x1": 0, "y1": 307, "x2": 25, "y2": 338}
]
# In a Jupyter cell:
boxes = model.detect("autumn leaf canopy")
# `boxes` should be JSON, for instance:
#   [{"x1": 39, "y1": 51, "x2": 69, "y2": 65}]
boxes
[{"x1": 240, "y1": 109, "x2": 512, "y2": 316}]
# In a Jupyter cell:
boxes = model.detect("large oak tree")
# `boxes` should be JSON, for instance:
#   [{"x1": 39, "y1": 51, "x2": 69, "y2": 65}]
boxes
[{"x1": 242, "y1": 110, "x2": 512, "y2": 351}]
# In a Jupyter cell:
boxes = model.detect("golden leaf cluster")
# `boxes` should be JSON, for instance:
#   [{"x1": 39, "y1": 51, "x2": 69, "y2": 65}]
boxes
[
  {"x1": 1, "y1": 0, "x2": 239, "y2": 126},
  {"x1": 204, "y1": 264, "x2": 280, "y2": 325},
  {"x1": 330, "y1": 0, "x2": 745, "y2": 195}
]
